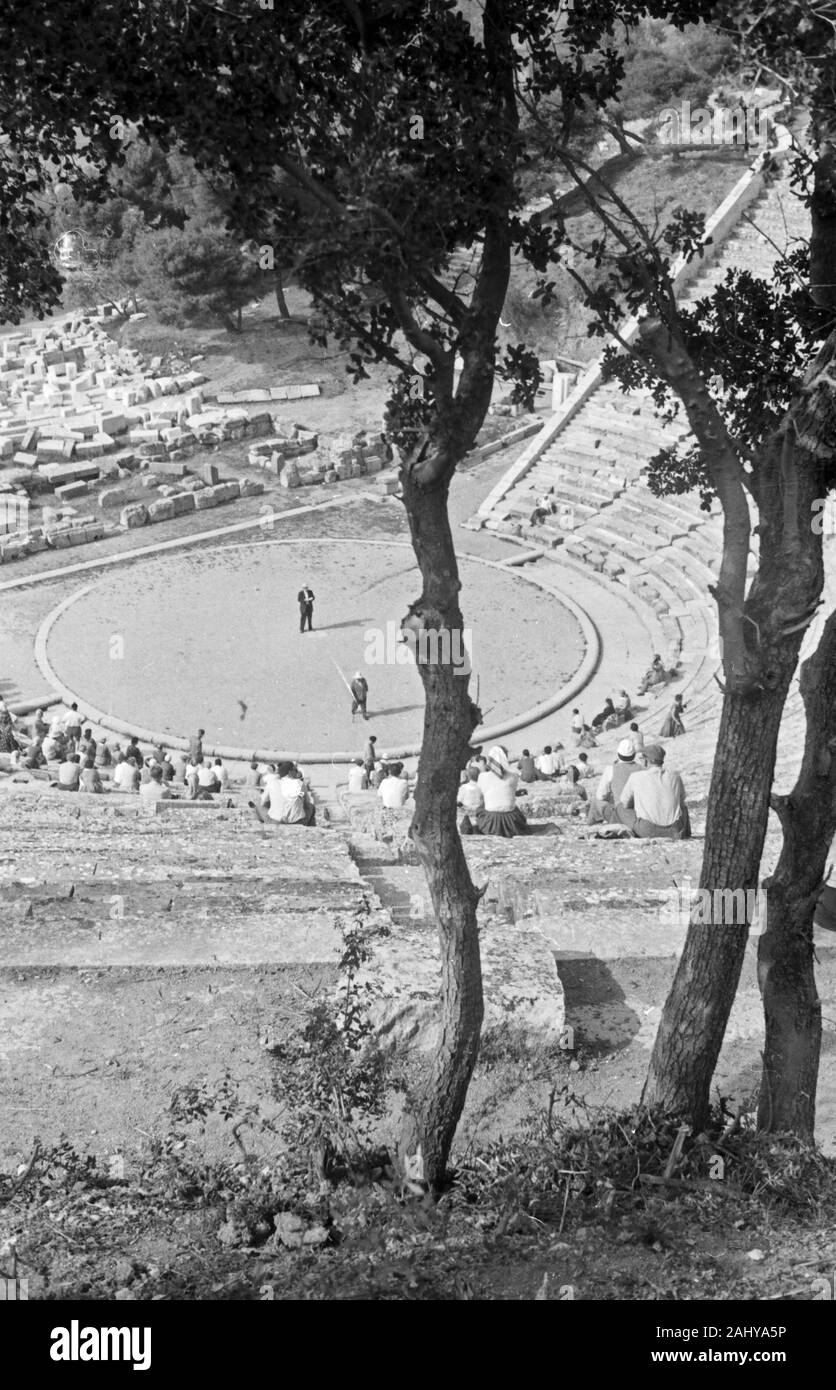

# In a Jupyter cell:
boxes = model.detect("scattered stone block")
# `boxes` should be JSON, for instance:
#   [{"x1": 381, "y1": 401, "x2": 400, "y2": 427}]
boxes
[
  {"x1": 54, "y1": 481, "x2": 89, "y2": 501},
  {"x1": 120, "y1": 503, "x2": 148, "y2": 529},
  {"x1": 238, "y1": 477, "x2": 265, "y2": 498},
  {"x1": 36, "y1": 438, "x2": 67, "y2": 461},
  {"x1": 98, "y1": 488, "x2": 128, "y2": 509},
  {"x1": 169, "y1": 492, "x2": 196, "y2": 517},
  {"x1": 201, "y1": 462, "x2": 219, "y2": 486},
  {"x1": 208, "y1": 481, "x2": 240, "y2": 504},
  {"x1": 193, "y1": 489, "x2": 219, "y2": 510},
  {"x1": 147, "y1": 498, "x2": 175, "y2": 522}
]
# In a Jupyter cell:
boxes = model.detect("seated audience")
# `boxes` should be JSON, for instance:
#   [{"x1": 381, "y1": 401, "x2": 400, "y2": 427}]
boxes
[
  {"x1": 79, "y1": 756, "x2": 103, "y2": 793},
  {"x1": 587, "y1": 739, "x2": 637, "y2": 824},
  {"x1": 626, "y1": 721, "x2": 645, "y2": 756},
  {"x1": 517, "y1": 749, "x2": 537, "y2": 784},
  {"x1": 617, "y1": 744, "x2": 691, "y2": 839},
  {"x1": 140, "y1": 765, "x2": 172, "y2": 804},
  {"x1": 591, "y1": 698, "x2": 616, "y2": 730},
  {"x1": 244, "y1": 759, "x2": 262, "y2": 790},
  {"x1": 0, "y1": 709, "x2": 20, "y2": 757},
  {"x1": 196, "y1": 757, "x2": 221, "y2": 796},
  {"x1": 42, "y1": 719, "x2": 66, "y2": 763},
  {"x1": 56, "y1": 753, "x2": 82, "y2": 792},
  {"x1": 347, "y1": 758, "x2": 369, "y2": 793},
  {"x1": 251, "y1": 761, "x2": 316, "y2": 826},
  {"x1": 378, "y1": 762, "x2": 410, "y2": 808},
  {"x1": 638, "y1": 654, "x2": 668, "y2": 695},
  {"x1": 462, "y1": 745, "x2": 529, "y2": 838},
  {"x1": 536, "y1": 744, "x2": 564, "y2": 780},
  {"x1": 78, "y1": 728, "x2": 97, "y2": 763},
  {"x1": 94, "y1": 736, "x2": 112, "y2": 768},
  {"x1": 213, "y1": 757, "x2": 229, "y2": 790},
  {"x1": 457, "y1": 767, "x2": 485, "y2": 819},
  {"x1": 113, "y1": 755, "x2": 140, "y2": 793},
  {"x1": 23, "y1": 738, "x2": 46, "y2": 770},
  {"x1": 30, "y1": 708, "x2": 49, "y2": 742}
]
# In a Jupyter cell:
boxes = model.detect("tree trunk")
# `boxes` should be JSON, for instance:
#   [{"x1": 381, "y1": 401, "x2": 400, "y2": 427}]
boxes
[
  {"x1": 643, "y1": 679, "x2": 795, "y2": 1126},
  {"x1": 757, "y1": 608, "x2": 836, "y2": 1135},
  {"x1": 643, "y1": 332, "x2": 836, "y2": 1125},
  {"x1": 398, "y1": 472, "x2": 483, "y2": 1190},
  {"x1": 275, "y1": 271, "x2": 290, "y2": 319}
]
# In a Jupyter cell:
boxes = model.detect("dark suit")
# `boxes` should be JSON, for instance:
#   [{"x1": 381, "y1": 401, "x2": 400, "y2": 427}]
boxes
[{"x1": 298, "y1": 587, "x2": 314, "y2": 632}]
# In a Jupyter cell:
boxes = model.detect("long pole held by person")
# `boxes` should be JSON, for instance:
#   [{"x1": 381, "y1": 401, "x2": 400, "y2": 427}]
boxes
[{"x1": 331, "y1": 659, "x2": 355, "y2": 719}]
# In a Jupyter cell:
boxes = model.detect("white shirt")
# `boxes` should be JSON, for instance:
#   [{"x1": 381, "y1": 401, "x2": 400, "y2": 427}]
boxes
[
  {"x1": 347, "y1": 765, "x2": 368, "y2": 793},
  {"x1": 113, "y1": 761, "x2": 137, "y2": 791},
  {"x1": 261, "y1": 773, "x2": 307, "y2": 823},
  {"x1": 213, "y1": 764, "x2": 229, "y2": 788},
  {"x1": 620, "y1": 766, "x2": 686, "y2": 826},
  {"x1": 197, "y1": 764, "x2": 217, "y2": 787},
  {"x1": 477, "y1": 768, "x2": 519, "y2": 812},
  {"x1": 378, "y1": 776, "x2": 409, "y2": 808},
  {"x1": 457, "y1": 780, "x2": 484, "y2": 813},
  {"x1": 536, "y1": 752, "x2": 563, "y2": 776}
]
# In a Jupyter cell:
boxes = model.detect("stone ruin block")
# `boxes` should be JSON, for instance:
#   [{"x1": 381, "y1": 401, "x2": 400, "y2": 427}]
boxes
[
  {"x1": 238, "y1": 477, "x2": 265, "y2": 498},
  {"x1": 193, "y1": 489, "x2": 219, "y2": 510},
  {"x1": 324, "y1": 469, "x2": 338, "y2": 484},
  {"x1": 119, "y1": 503, "x2": 148, "y2": 529},
  {"x1": 169, "y1": 492, "x2": 197, "y2": 517},
  {"x1": 207, "y1": 481, "x2": 240, "y2": 505},
  {"x1": 36, "y1": 438, "x2": 67, "y2": 461},
  {"x1": 98, "y1": 487, "x2": 128, "y2": 510},
  {"x1": 54, "y1": 480, "x2": 89, "y2": 501},
  {"x1": 147, "y1": 498, "x2": 175, "y2": 523}
]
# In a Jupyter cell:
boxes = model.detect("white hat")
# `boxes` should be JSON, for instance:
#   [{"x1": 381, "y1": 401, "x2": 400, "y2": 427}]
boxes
[{"x1": 617, "y1": 739, "x2": 636, "y2": 761}]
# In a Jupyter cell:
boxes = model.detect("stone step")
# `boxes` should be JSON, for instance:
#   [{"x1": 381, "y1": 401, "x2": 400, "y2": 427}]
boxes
[
  {"x1": 548, "y1": 431, "x2": 621, "y2": 465},
  {"x1": 524, "y1": 471, "x2": 619, "y2": 509},
  {"x1": 577, "y1": 403, "x2": 686, "y2": 445}
]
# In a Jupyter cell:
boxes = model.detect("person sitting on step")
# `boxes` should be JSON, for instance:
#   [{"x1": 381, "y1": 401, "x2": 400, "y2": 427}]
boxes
[
  {"x1": 637, "y1": 654, "x2": 668, "y2": 696},
  {"x1": 140, "y1": 764, "x2": 173, "y2": 804},
  {"x1": 79, "y1": 756, "x2": 104, "y2": 793},
  {"x1": 378, "y1": 761, "x2": 410, "y2": 809},
  {"x1": 587, "y1": 739, "x2": 637, "y2": 825},
  {"x1": 347, "y1": 758, "x2": 369, "y2": 793},
  {"x1": 517, "y1": 748, "x2": 537, "y2": 784},
  {"x1": 55, "y1": 752, "x2": 81, "y2": 792},
  {"x1": 251, "y1": 761, "x2": 316, "y2": 826},
  {"x1": 617, "y1": 743, "x2": 691, "y2": 840},
  {"x1": 461, "y1": 745, "x2": 530, "y2": 838}
]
